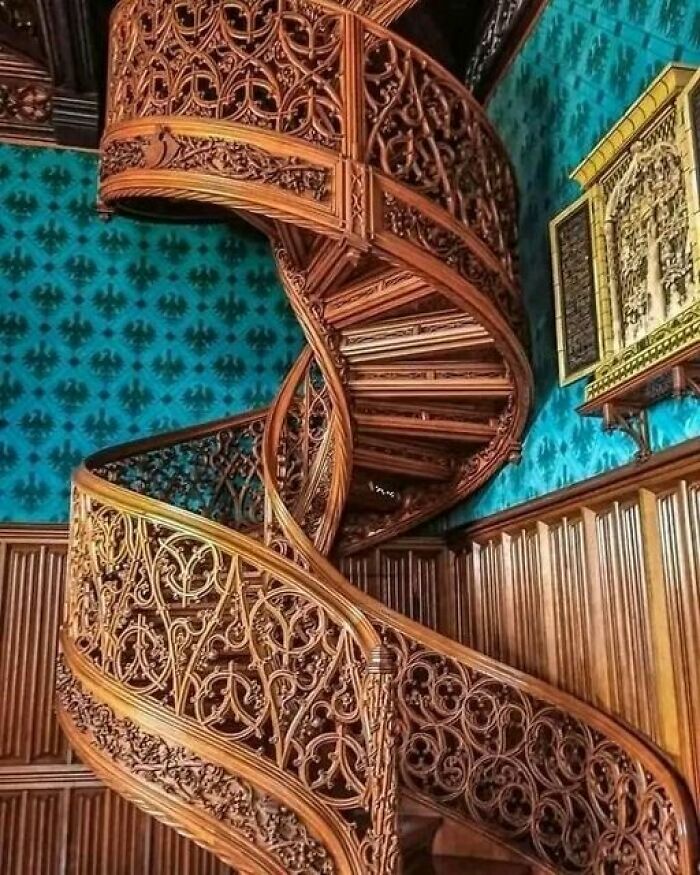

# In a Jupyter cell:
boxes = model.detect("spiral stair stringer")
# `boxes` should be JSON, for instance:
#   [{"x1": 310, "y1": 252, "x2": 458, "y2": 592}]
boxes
[{"x1": 57, "y1": 1, "x2": 700, "y2": 874}]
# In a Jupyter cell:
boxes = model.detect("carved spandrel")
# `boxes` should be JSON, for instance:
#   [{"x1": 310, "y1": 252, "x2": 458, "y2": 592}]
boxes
[{"x1": 555, "y1": 202, "x2": 600, "y2": 376}]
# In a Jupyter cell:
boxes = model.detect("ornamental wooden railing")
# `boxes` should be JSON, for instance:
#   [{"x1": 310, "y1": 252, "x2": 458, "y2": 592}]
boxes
[{"x1": 57, "y1": 0, "x2": 699, "y2": 873}]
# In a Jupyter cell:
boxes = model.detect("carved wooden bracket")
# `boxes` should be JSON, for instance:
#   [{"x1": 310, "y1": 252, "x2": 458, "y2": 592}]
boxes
[
  {"x1": 580, "y1": 346, "x2": 700, "y2": 463},
  {"x1": 601, "y1": 402, "x2": 651, "y2": 463}
]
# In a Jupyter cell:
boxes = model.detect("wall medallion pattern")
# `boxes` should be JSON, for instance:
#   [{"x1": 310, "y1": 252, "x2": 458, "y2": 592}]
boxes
[
  {"x1": 449, "y1": 0, "x2": 700, "y2": 527},
  {"x1": 0, "y1": 143, "x2": 303, "y2": 522}
]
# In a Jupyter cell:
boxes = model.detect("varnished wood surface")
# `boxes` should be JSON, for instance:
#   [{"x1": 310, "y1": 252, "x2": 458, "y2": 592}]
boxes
[
  {"x1": 451, "y1": 443, "x2": 700, "y2": 809},
  {"x1": 0, "y1": 525, "x2": 234, "y2": 875}
]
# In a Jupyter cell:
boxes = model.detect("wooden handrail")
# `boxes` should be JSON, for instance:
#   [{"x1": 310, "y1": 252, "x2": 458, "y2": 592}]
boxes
[{"x1": 56, "y1": 0, "x2": 699, "y2": 873}]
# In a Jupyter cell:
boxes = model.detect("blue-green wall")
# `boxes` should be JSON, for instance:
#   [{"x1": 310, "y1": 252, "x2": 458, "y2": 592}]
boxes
[
  {"x1": 0, "y1": 143, "x2": 303, "y2": 523},
  {"x1": 446, "y1": 0, "x2": 700, "y2": 529}
]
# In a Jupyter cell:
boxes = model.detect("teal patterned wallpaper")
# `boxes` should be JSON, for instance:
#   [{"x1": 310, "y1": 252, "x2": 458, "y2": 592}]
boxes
[
  {"x1": 446, "y1": 0, "x2": 700, "y2": 528},
  {"x1": 0, "y1": 143, "x2": 303, "y2": 523}
]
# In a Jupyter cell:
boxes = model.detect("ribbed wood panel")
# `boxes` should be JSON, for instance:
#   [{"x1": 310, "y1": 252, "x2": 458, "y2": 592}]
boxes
[
  {"x1": 150, "y1": 819, "x2": 231, "y2": 875},
  {"x1": 339, "y1": 539, "x2": 447, "y2": 633},
  {"x1": 0, "y1": 527, "x2": 235, "y2": 875},
  {"x1": 595, "y1": 501, "x2": 657, "y2": 741},
  {"x1": 454, "y1": 469, "x2": 700, "y2": 808},
  {"x1": 0, "y1": 538, "x2": 67, "y2": 764}
]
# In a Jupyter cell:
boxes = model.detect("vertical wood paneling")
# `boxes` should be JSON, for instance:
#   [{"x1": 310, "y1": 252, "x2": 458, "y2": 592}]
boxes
[
  {"x1": 150, "y1": 819, "x2": 231, "y2": 875},
  {"x1": 548, "y1": 517, "x2": 592, "y2": 699},
  {"x1": 0, "y1": 527, "x2": 237, "y2": 875},
  {"x1": 454, "y1": 464, "x2": 700, "y2": 806},
  {"x1": 657, "y1": 481, "x2": 700, "y2": 806},
  {"x1": 509, "y1": 528, "x2": 547, "y2": 679},
  {"x1": 0, "y1": 789, "x2": 64, "y2": 874},
  {"x1": 0, "y1": 540, "x2": 67, "y2": 764},
  {"x1": 595, "y1": 500, "x2": 658, "y2": 741},
  {"x1": 0, "y1": 791, "x2": 24, "y2": 871}
]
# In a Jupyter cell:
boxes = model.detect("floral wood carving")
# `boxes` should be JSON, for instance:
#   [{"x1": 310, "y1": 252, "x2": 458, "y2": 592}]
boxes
[
  {"x1": 0, "y1": 80, "x2": 51, "y2": 123},
  {"x1": 102, "y1": 129, "x2": 331, "y2": 202},
  {"x1": 383, "y1": 193, "x2": 527, "y2": 345},
  {"x1": 56, "y1": 659, "x2": 336, "y2": 875},
  {"x1": 380, "y1": 625, "x2": 685, "y2": 874}
]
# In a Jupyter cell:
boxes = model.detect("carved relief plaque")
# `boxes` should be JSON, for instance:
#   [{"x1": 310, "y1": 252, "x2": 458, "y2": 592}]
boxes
[{"x1": 550, "y1": 64, "x2": 700, "y2": 402}]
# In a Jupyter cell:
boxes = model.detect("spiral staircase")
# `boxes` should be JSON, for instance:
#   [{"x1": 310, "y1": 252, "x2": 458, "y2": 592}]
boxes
[{"x1": 56, "y1": 1, "x2": 699, "y2": 873}]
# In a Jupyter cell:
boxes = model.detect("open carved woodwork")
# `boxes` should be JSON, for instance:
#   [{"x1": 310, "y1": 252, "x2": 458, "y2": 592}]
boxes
[{"x1": 57, "y1": 1, "x2": 700, "y2": 873}]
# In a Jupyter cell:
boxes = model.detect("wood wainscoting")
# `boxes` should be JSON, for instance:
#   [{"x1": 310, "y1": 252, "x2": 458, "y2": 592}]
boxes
[
  {"x1": 0, "y1": 525, "x2": 455, "y2": 873},
  {"x1": 4, "y1": 433, "x2": 700, "y2": 871},
  {"x1": 0, "y1": 525, "x2": 230, "y2": 875},
  {"x1": 449, "y1": 437, "x2": 700, "y2": 810}
]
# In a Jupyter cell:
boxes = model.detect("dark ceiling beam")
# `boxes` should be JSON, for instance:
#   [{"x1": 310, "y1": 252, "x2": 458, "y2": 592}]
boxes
[{"x1": 35, "y1": 0, "x2": 100, "y2": 146}]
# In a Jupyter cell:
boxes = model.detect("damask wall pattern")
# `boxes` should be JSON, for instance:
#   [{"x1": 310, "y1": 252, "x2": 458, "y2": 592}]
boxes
[
  {"x1": 0, "y1": 143, "x2": 303, "y2": 522},
  {"x1": 448, "y1": 0, "x2": 700, "y2": 527}
]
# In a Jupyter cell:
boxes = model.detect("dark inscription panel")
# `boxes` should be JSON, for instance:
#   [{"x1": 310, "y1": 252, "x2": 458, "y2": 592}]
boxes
[{"x1": 556, "y1": 202, "x2": 600, "y2": 377}]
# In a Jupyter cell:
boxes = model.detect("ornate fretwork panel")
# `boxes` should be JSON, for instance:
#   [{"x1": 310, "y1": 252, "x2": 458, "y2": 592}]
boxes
[
  {"x1": 378, "y1": 623, "x2": 688, "y2": 874},
  {"x1": 107, "y1": 0, "x2": 345, "y2": 149},
  {"x1": 57, "y1": 2, "x2": 698, "y2": 875},
  {"x1": 56, "y1": 660, "x2": 336, "y2": 875},
  {"x1": 550, "y1": 65, "x2": 700, "y2": 413},
  {"x1": 94, "y1": 414, "x2": 267, "y2": 532}
]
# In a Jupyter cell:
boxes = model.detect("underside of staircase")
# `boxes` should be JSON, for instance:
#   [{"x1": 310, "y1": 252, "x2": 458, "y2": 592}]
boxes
[{"x1": 55, "y1": 0, "x2": 699, "y2": 873}]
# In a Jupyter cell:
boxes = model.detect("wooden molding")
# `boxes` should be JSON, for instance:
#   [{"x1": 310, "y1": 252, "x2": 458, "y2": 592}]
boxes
[{"x1": 449, "y1": 436, "x2": 700, "y2": 547}]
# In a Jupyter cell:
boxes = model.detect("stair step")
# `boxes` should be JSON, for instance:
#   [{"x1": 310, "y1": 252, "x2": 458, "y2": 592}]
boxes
[
  {"x1": 356, "y1": 407, "x2": 498, "y2": 443},
  {"x1": 355, "y1": 437, "x2": 454, "y2": 481},
  {"x1": 432, "y1": 857, "x2": 531, "y2": 875},
  {"x1": 340, "y1": 310, "x2": 492, "y2": 362},
  {"x1": 324, "y1": 270, "x2": 437, "y2": 327},
  {"x1": 348, "y1": 362, "x2": 512, "y2": 400}
]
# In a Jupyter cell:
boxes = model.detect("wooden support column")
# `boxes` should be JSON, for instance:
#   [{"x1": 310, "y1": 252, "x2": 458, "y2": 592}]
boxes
[
  {"x1": 638, "y1": 487, "x2": 682, "y2": 759},
  {"x1": 581, "y1": 506, "x2": 613, "y2": 714}
]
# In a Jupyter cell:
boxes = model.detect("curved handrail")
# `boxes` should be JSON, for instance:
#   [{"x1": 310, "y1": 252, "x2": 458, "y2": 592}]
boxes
[
  {"x1": 64, "y1": 464, "x2": 392, "y2": 871},
  {"x1": 55, "y1": 0, "x2": 700, "y2": 872}
]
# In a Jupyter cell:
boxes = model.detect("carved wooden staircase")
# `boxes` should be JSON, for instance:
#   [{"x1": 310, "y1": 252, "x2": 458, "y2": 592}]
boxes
[{"x1": 56, "y1": 1, "x2": 699, "y2": 873}]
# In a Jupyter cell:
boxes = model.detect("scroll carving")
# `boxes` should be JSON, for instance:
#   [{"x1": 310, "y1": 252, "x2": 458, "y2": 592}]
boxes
[
  {"x1": 56, "y1": 660, "x2": 336, "y2": 875},
  {"x1": 365, "y1": 39, "x2": 518, "y2": 276},
  {"x1": 102, "y1": 130, "x2": 330, "y2": 202},
  {"x1": 380, "y1": 624, "x2": 686, "y2": 874}
]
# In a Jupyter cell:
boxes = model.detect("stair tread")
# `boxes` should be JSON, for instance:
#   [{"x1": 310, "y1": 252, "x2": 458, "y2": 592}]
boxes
[{"x1": 432, "y1": 856, "x2": 531, "y2": 875}]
